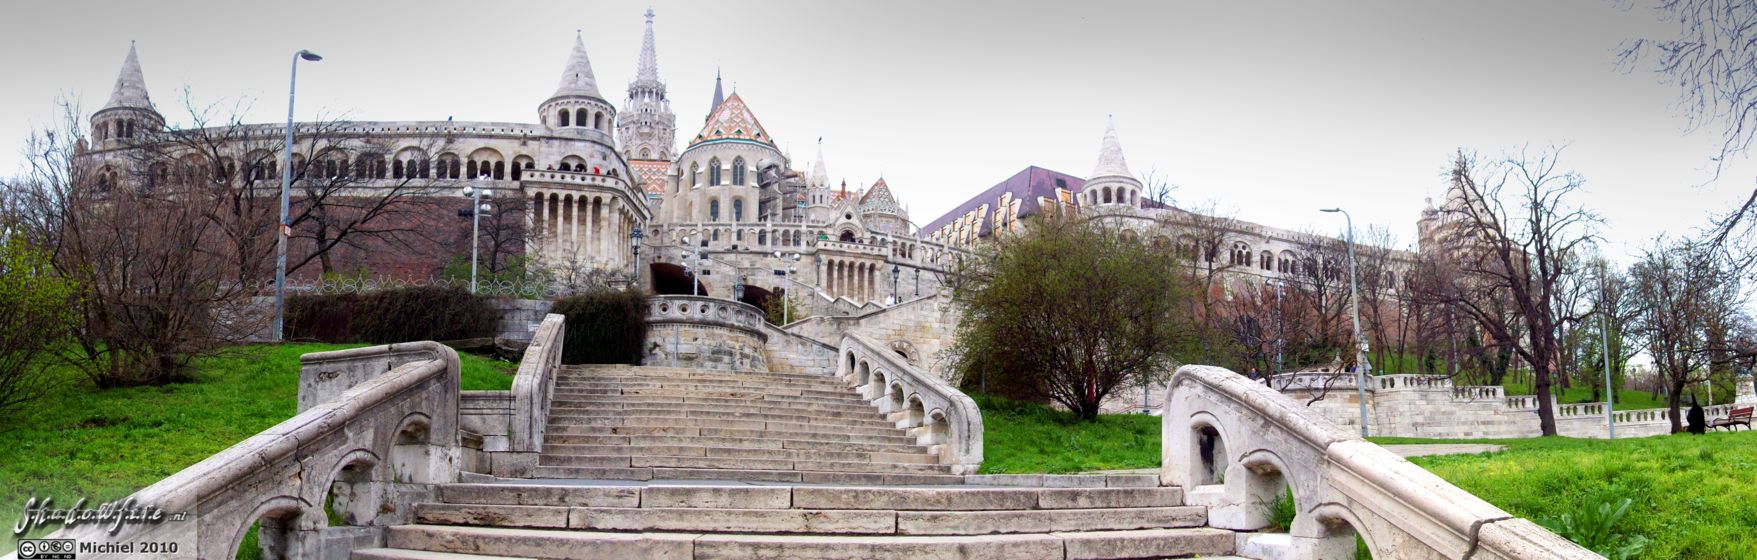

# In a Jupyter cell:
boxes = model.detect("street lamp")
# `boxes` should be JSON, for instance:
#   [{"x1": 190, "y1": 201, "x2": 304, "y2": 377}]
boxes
[
  {"x1": 462, "y1": 179, "x2": 492, "y2": 294},
  {"x1": 273, "y1": 49, "x2": 322, "y2": 342},
  {"x1": 1600, "y1": 261, "x2": 1615, "y2": 439},
  {"x1": 891, "y1": 263, "x2": 900, "y2": 305},
  {"x1": 734, "y1": 277, "x2": 746, "y2": 302},
  {"x1": 631, "y1": 227, "x2": 644, "y2": 288},
  {"x1": 1321, "y1": 207, "x2": 1372, "y2": 438},
  {"x1": 776, "y1": 252, "x2": 798, "y2": 324}
]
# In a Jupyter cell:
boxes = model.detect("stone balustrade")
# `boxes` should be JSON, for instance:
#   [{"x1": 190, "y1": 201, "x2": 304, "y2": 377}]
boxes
[
  {"x1": 1162, "y1": 364, "x2": 1599, "y2": 559},
  {"x1": 815, "y1": 239, "x2": 890, "y2": 257},
  {"x1": 644, "y1": 295, "x2": 771, "y2": 371},
  {"x1": 28, "y1": 342, "x2": 463, "y2": 559},
  {"x1": 1376, "y1": 374, "x2": 1451, "y2": 389},
  {"x1": 838, "y1": 333, "x2": 983, "y2": 475}
]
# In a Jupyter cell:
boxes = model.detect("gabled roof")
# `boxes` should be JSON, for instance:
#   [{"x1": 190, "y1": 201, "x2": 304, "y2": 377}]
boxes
[
  {"x1": 689, "y1": 92, "x2": 773, "y2": 147},
  {"x1": 103, "y1": 43, "x2": 153, "y2": 111},
  {"x1": 860, "y1": 178, "x2": 903, "y2": 216},
  {"x1": 552, "y1": 33, "x2": 603, "y2": 100}
]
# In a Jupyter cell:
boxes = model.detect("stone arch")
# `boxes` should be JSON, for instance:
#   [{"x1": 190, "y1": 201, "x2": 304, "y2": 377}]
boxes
[
  {"x1": 1188, "y1": 412, "x2": 1230, "y2": 486},
  {"x1": 322, "y1": 448, "x2": 384, "y2": 528},
  {"x1": 887, "y1": 382, "x2": 906, "y2": 416},
  {"x1": 922, "y1": 410, "x2": 951, "y2": 448},
  {"x1": 390, "y1": 412, "x2": 437, "y2": 484},
  {"x1": 1304, "y1": 503, "x2": 1379, "y2": 559},
  {"x1": 904, "y1": 395, "x2": 927, "y2": 430},
  {"x1": 855, "y1": 360, "x2": 872, "y2": 395},
  {"x1": 230, "y1": 495, "x2": 314, "y2": 560},
  {"x1": 573, "y1": 108, "x2": 588, "y2": 127}
]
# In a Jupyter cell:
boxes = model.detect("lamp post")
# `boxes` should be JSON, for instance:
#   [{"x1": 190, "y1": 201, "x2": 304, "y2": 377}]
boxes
[
  {"x1": 776, "y1": 252, "x2": 798, "y2": 324},
  {"x1": 631, "y1": 227, "x2": 644, "y2": 288},
  {"x1": 1321, "y1": 207, "x2": 1371, "y2": 437},
  {"x1": 273, "y1": 49, "x2": 322, "y2": 342},
  {"x1": 1600, "y1": 261, "x2": 1615, "y2": 439},
  {"x1": 462, "y1": 178, "x2": 492, "y2": 294},
  {"x1": 890, "y1": 263, "x2": 900, "y2": 305}
]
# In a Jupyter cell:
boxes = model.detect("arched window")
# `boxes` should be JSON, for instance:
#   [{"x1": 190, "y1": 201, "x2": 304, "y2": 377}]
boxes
[
  {"x1": 574, "y1": 108, "x2": 588, "y2": 127},
  {"x1": 1103, "y1": 187, "x2": 1113, "y2": 204},
  {"x1": 558, "y1": 110, "x2": 570, "y2": 127},
  {"x1": 710, "y1": 199, "x2": 721, "y2": 221},
  {"x1": 1231, "y1": 242, "x2": 1251, "y2": 266},
  {"x1": 732, "y1": 157, "x2": 747, "y2": 185},
  {"x1": 466, "y1": 160, "x2": 478, "y2": 179},
  {"x1": 709, "y1": 158, "x2": 722, "y2": 186},
  {"x1": 493, "y1": 161, "x2": 505, "y2": 180},
  {"x1": 418, "y1": 159, "x2": 431, "y2": 178},
  {"x1": 733, "y1": 199, "x2": 744, "y2": 221},
  {"x1": 594, "y1": 112, "x2": 604, "y2": 129},
  {"x1": 690, "y1": 162, "x2": 700, "y2": 187},
  {"x1": 1260, "y1": 250, "x2": 1273, "y2": 271}
]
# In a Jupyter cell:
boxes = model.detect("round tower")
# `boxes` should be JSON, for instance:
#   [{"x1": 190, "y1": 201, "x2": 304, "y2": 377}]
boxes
[
  {"x1": 539, "y1": 33, "x2": 617, "y2": 139},
  {"x1": 90, "y1": 43, "x2": 163, "y2": 148},
  {"x1": 1081, "y1": 119, "x2": 1142, "y2": 209}
]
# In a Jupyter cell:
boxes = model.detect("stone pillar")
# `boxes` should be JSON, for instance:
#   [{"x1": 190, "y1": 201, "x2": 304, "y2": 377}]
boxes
[
  {"x1": 530, "y1": 191, "x2": 543, "y2": 257},
  {"x1": 567, "y1": 195, "x2": 578, "y2": 251},
  {"x1": 1737, "y1": 373, "x2": 1756, "y2": 405},
  {"x1": 583, "y1": 197, "x2": 595, "y2": 262}
]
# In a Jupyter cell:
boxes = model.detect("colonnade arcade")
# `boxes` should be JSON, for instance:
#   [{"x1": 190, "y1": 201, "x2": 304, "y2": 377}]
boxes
[
  {"x1": 528, "y1": 187, "x2": 640, "y2": 270},
  {"x1": 820, "y1": 257, "x2": 885, "y2": 304}
]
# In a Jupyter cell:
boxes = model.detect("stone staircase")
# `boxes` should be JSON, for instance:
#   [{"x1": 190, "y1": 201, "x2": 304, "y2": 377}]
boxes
[
  {"x1": 349, "y1": 364, "x2": 1247, "y2": 559},
  {"x1": 352, "y1": 483, "x2": 1238, "y2": 559},
  {"x1": 536, "y1": 365, "x2": 962, "y2": 484}
]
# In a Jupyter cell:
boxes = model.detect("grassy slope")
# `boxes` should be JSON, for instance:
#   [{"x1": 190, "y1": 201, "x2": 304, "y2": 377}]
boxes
[
  {"x1": 0, "y1": 343, "x2": 515, "y2": 552},
  {"x1": 1372, "y1": 433, "x2": 1757, "y2": 560},
  {"x1": 973, "y1": 395, "x2": 1160, "y2": 474}
]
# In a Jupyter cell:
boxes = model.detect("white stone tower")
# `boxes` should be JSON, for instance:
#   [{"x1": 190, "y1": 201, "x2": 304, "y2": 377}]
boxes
[
  {"x1": 90, "y1": 43, "x2": 163, "y2": 148},
  {"x1": 1081, "y1": 118, "x2": 1142, "y2": 208},
  {"x1": 539, "y1": 33, "x2": 617, "y2": 138},
  {"x1": 619, "y1": 8, "x2": 677, "y2": 204}
]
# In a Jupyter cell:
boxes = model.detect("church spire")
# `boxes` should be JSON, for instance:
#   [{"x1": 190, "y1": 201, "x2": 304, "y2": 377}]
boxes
[
  {"x1": 552, "y1": 32, "x2": 603, "y2": 100},
  {"x1": 636, "y1": 8, "x2": 660, "y2": 83},
  {"x1": 811, "y1": 137, "x2": 829, "y2": 187},
  {"x1": 709, "y1": 69, "x2": 724, "y2": 116},
  {"x1": 1091, "y1": 116, "x2": 1132, "y2": 179},
  {"x1": 103, "y1": 42, "x2": 153, "y2": 111}
]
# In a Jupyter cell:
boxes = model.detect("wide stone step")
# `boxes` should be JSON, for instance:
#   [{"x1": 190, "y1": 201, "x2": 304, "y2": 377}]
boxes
[
  {"x1": 351, "y1": 548, "x2": 524, "y2": 560},
  {"x1": 563, "y1": 366, "x2": 837, "y2": 383},
  {"x1": 549, "y1": 400, "x2": 884, "y2": 420},
  {"x1": 545, "y1": 407, "x2": 894, "y2": 427},
  {"x1": 436, "y1": 484, "x2": 1184, "y2": 511},
  {"x1": 541, "y1": 424, "x2": 919, "y2": 445},
  {"x1": 414, "y1": 503, "x2": 1206, "y2": 535},
  {"x1": 542, "y1": 428, "x2": 918, "y2": 448},
  {"x1": 538, "y1": 454, "x2": 954, "y2": 474},
  {"x1": 555, "y1": 377, "x2": 853, "y2": 392},
  {"x1": 551, "y1": 394, "x2": 880, "y2": 414},
  {"x1": 381, "y1": 525, "x2": 1235, "y2": 559},
  {"x1": 552, "y1": 384, "x2": 861, "y2": 400},
  {"x1": 549, "y1": 388, "x2": 869, "y2": 406},
  {"x1": 539, "y1": 444, "x2": 938, "y2": 464},
  {"x1": 545, "y1": 415, "x2": 907, "y2": 436},
  {"x1": 524, "y1": 467, "x2": 968, "y2": 484}
]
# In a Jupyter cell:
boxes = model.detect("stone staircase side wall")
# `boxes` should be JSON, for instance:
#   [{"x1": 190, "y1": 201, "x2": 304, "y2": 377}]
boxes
[{"x1": 785, "y1": 293, "x2": 961, "y2": 378}]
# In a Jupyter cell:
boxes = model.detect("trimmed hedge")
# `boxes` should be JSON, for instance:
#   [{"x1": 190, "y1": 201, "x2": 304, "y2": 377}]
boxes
[
  {"x1": 551, "y1": 290, "x2": 648, "y2": 365},
  {"x1": 287, "y1": 287, "x2": 498, "y2": 344}
]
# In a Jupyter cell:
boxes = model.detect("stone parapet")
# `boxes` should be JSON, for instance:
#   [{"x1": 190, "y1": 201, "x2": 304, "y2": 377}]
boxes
[{"x1": 644, "y1": 295, "x2": 770, "y2": 371}]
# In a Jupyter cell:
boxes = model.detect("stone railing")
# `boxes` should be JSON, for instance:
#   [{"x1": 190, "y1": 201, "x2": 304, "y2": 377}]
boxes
[
  {"x1": 1162, "y1": 365, "x2": 1598, "y2": 559},
  {"x1": 22, "y1": 342, "x2": 463, "y2": 559},
  {"x1": 645, "y1": 295, "x2": 771, "y2": 371},
  {"x1": 1376, "y1": 374, "x2": 1451, "y2": 389},
  {"x1": 1452, "y1": 385, "x2": 1505, "y2": 400},
  {"x1": 759, "y1": 320, "x2": 839, "y2": 375},
  {"x1": 456, "y1": 313, "x2": 569, "y2": 477},
  {"x1": 647, "y1": 295, "x2": 769, "y2": 334},
  {"x1": 838, "y1": 333, "x2": 983, "y2": 475},
  {"x1": 814, "y1": 239, "x2": 890, "y2": 257}
]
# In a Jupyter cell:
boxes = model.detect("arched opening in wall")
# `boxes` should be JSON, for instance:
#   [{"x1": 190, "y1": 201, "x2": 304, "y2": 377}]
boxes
[
  {"x1": 904, "y1": 396, "x2": 926, "y2": 431},
  {"x1": 324, "y1": 454, "x2": 381, "y2": 530},
  {"x1": 1308, "y1": 505, "x2": 1379, "y2": 559},
  {"x1": 923, "y1": 410, "x2": 950, "y2": 448},
  {"x1": 232, "y1": 501, "x2": 304, "y2": 560},
  {"x1": 887, "y1": 383, "x2": 906, "y2": 417},
  {"x1": 558, "y1": 110, "x2": 570, "y2": 127},
  {"x1": 1194, "y1": 425, "x2": 1227, "y2": 485},
  {"x1": 855, "y1": 360, "x2": 872, "y2": 394},
  {"x1": 390, "y1": 415, "x2": 435, "y2": 484},
  {"x1": 1103, "y1": 187, "x2": 1113, "y2": 204},
  {"x1": 649, "y1": 262, "x2": 706, "y2": 296},
  {"x1": 839, "y1": 230, "x2": 856, "y2": 243},
  {"x1": 574, "y1": 108, "x2": 588, "y2": 127},
  {"x1": 739, "y1": 284, "x2": 771, "y2": 311}
]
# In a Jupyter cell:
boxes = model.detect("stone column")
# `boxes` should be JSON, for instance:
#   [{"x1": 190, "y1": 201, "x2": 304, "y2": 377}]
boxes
[
  {"x1": 530, "y1": 191, "x2": 543, "y2": 256},
  {"x1": 568, "y1": 195, "x2": 578, "y2": 251},
  {"x1": 583, "y1": 197, "x2": 596, "y2": 262},
  {"x1": 1737, "y1": 374, "x2": 1756, "y2": 405}
]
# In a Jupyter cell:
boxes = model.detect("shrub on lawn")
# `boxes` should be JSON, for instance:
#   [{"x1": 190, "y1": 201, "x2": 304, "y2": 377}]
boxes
[
  {"x1": 551, "y1": 290, "x2": 648, "y2": 365},
  {"x1": 287, "y1": 287, "x2": 497, "y2": 344},
  {"x1": 0, "y1": 236, "x2": 79, "y2": 418}
]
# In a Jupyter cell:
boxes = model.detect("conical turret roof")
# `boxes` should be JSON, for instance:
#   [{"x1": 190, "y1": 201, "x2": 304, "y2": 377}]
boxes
[
  {"x1": 103, "y1": 43, "x2": 153, "y2": 111},
  {"x1": 1091, "y1": 118, "x2": 1133, "y2": 179},
  {"x1": 553, "y1": 33, "x2": 603, "y2": 100},
  {"x1": 811, "y1": 139, "x2": 829, "y2": 187},
  {"x1": 635, "y1": 8, "x2": 660, "y2": 83}
]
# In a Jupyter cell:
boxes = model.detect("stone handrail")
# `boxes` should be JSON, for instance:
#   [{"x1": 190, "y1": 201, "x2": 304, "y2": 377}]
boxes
[
  {"x1": 20, "y1": 342, "x2": 462, "y2": 559},
  {"x1": 838, "y1": 333, "x2": 983, "y2": 474},
  {"x1": 1162, "y1": 365, "x2": 1598, "y2": 559},
  {"x1": 510, "y1": 314, "x2": 565, "y2": 455},
  {"x1": 647, "y1": 295, "x2": 769, "y2": 336},
  {"x1": 1377, "y1": 374, "x2": 1451, "y2": 389}
]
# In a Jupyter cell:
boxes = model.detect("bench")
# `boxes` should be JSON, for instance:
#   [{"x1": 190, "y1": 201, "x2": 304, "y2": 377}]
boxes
[{"x1": 1710, "y1": 406, "x2": 1753, "y2": 431}]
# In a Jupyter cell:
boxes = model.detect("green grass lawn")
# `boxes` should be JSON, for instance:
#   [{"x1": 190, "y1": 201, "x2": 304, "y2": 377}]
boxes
[
  {"x1": 973, "y1": 395, "x2": 1160, "y2": 474},
  {"x1": 1500, "y1": 380, "x2": 1669, "y2": 410},
  {"x1": 1372, "y1": 433, "x2": 1757, "y2": 560},
  {"x1": 0, "y1": 343, "x2": 516, "y2": 553}
]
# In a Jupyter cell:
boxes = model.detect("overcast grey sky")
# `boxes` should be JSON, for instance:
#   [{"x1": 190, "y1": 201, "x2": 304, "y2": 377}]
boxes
[{"x1": 3, "y1": 0, "x2": 1751, "y2": 264}]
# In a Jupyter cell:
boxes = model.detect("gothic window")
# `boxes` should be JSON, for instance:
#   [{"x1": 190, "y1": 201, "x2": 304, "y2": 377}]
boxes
[
  {"x1": 451, "y1": 159, "x2": 463, "y2": 179},
  {"x1": 1231, "y1": 242, "x2": 1251, "y2": 266},
  {"x1": 710, "y1": 199, "x2": 720, "y2": 221},
  {"x1": 733, "y1": 199, "x2": 744, "y2": 221},
  {"x1": 574, "y1": 108, "x2": 588, "y2": 127},
  {"x1": 558, "y1": 110, "x2": 570, "y2": 127},
  {"x1": 493, "y1": 161, "x2": 505, "y2": 180},
  {"x1": 709, "y1": 158, "x2": 722, "y2": 186},
  {"x1": 641, "y1": 148, "x2": 651, "y2": 158},
  {"x1": 690, "y1": 162, "x2": 700, "y2": 187},
  {"x1": 733, "y1": 157, "x2": 746, "y2": 185}
]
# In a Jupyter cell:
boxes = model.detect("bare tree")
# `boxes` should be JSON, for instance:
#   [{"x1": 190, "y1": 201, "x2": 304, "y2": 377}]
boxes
[
  {"x1": 1156, "y1": 201, "x2": 1247, "y2": 362},
  {"x1": 1414, "y1": 148, "x2": 1600, "y2": 436},
  {"x1": 1629, "y1": 237, "x2": 1744, "y2": 431}
]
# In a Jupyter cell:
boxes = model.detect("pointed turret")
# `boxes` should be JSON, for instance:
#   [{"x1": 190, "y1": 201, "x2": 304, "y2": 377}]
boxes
[
  {"x1": 104, "y1": 42, "x2": 153, "y2": 111},
  {"x1": 709, "y1": 70, "x2": 725, "y2": 116},
  {"x1": 811, "y1": 138, "x2": 829, "y2": 187},
  {"x1": 636, "y1": 8, "x2": 660, "y2": 83},
  {"x1": 553, "y1": 33, "x2": 603, "y2": 100},
  {"x1": 1091, "y1": 117, "x2": 1132, "y2": 179}
]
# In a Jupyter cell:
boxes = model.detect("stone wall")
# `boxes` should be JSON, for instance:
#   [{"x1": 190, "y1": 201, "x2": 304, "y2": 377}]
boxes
[
  {"x1": 784, "y1": 293, "x2": 961, "y2": 376},
  {"x1": 490, "y1": 298, "x2": 554, "y2": 343},
  {"x1": 643, "y1": 295, "x2": 769, "y2": 371}
]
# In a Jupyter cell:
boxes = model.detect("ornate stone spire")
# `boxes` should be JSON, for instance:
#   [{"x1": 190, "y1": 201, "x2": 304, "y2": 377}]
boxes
[
  {"x1": 103, "y1": 42, "x2": 153, "y2": 111},
  {"x1": 811, "y1": 137, "x2": 829, "y2": 187},
  {"x1": 553, "y1": 32, "x2": 603, "y2": 100},
  {"x1": 1091, "y1": 117, "x2": 1132, "y2": 179},
  {"x1": 709, "y1": 69, "x2": 724, "y2": 116},
  {"x1": 636, "y1": 8, "x2": 660, "y2": 83}
]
